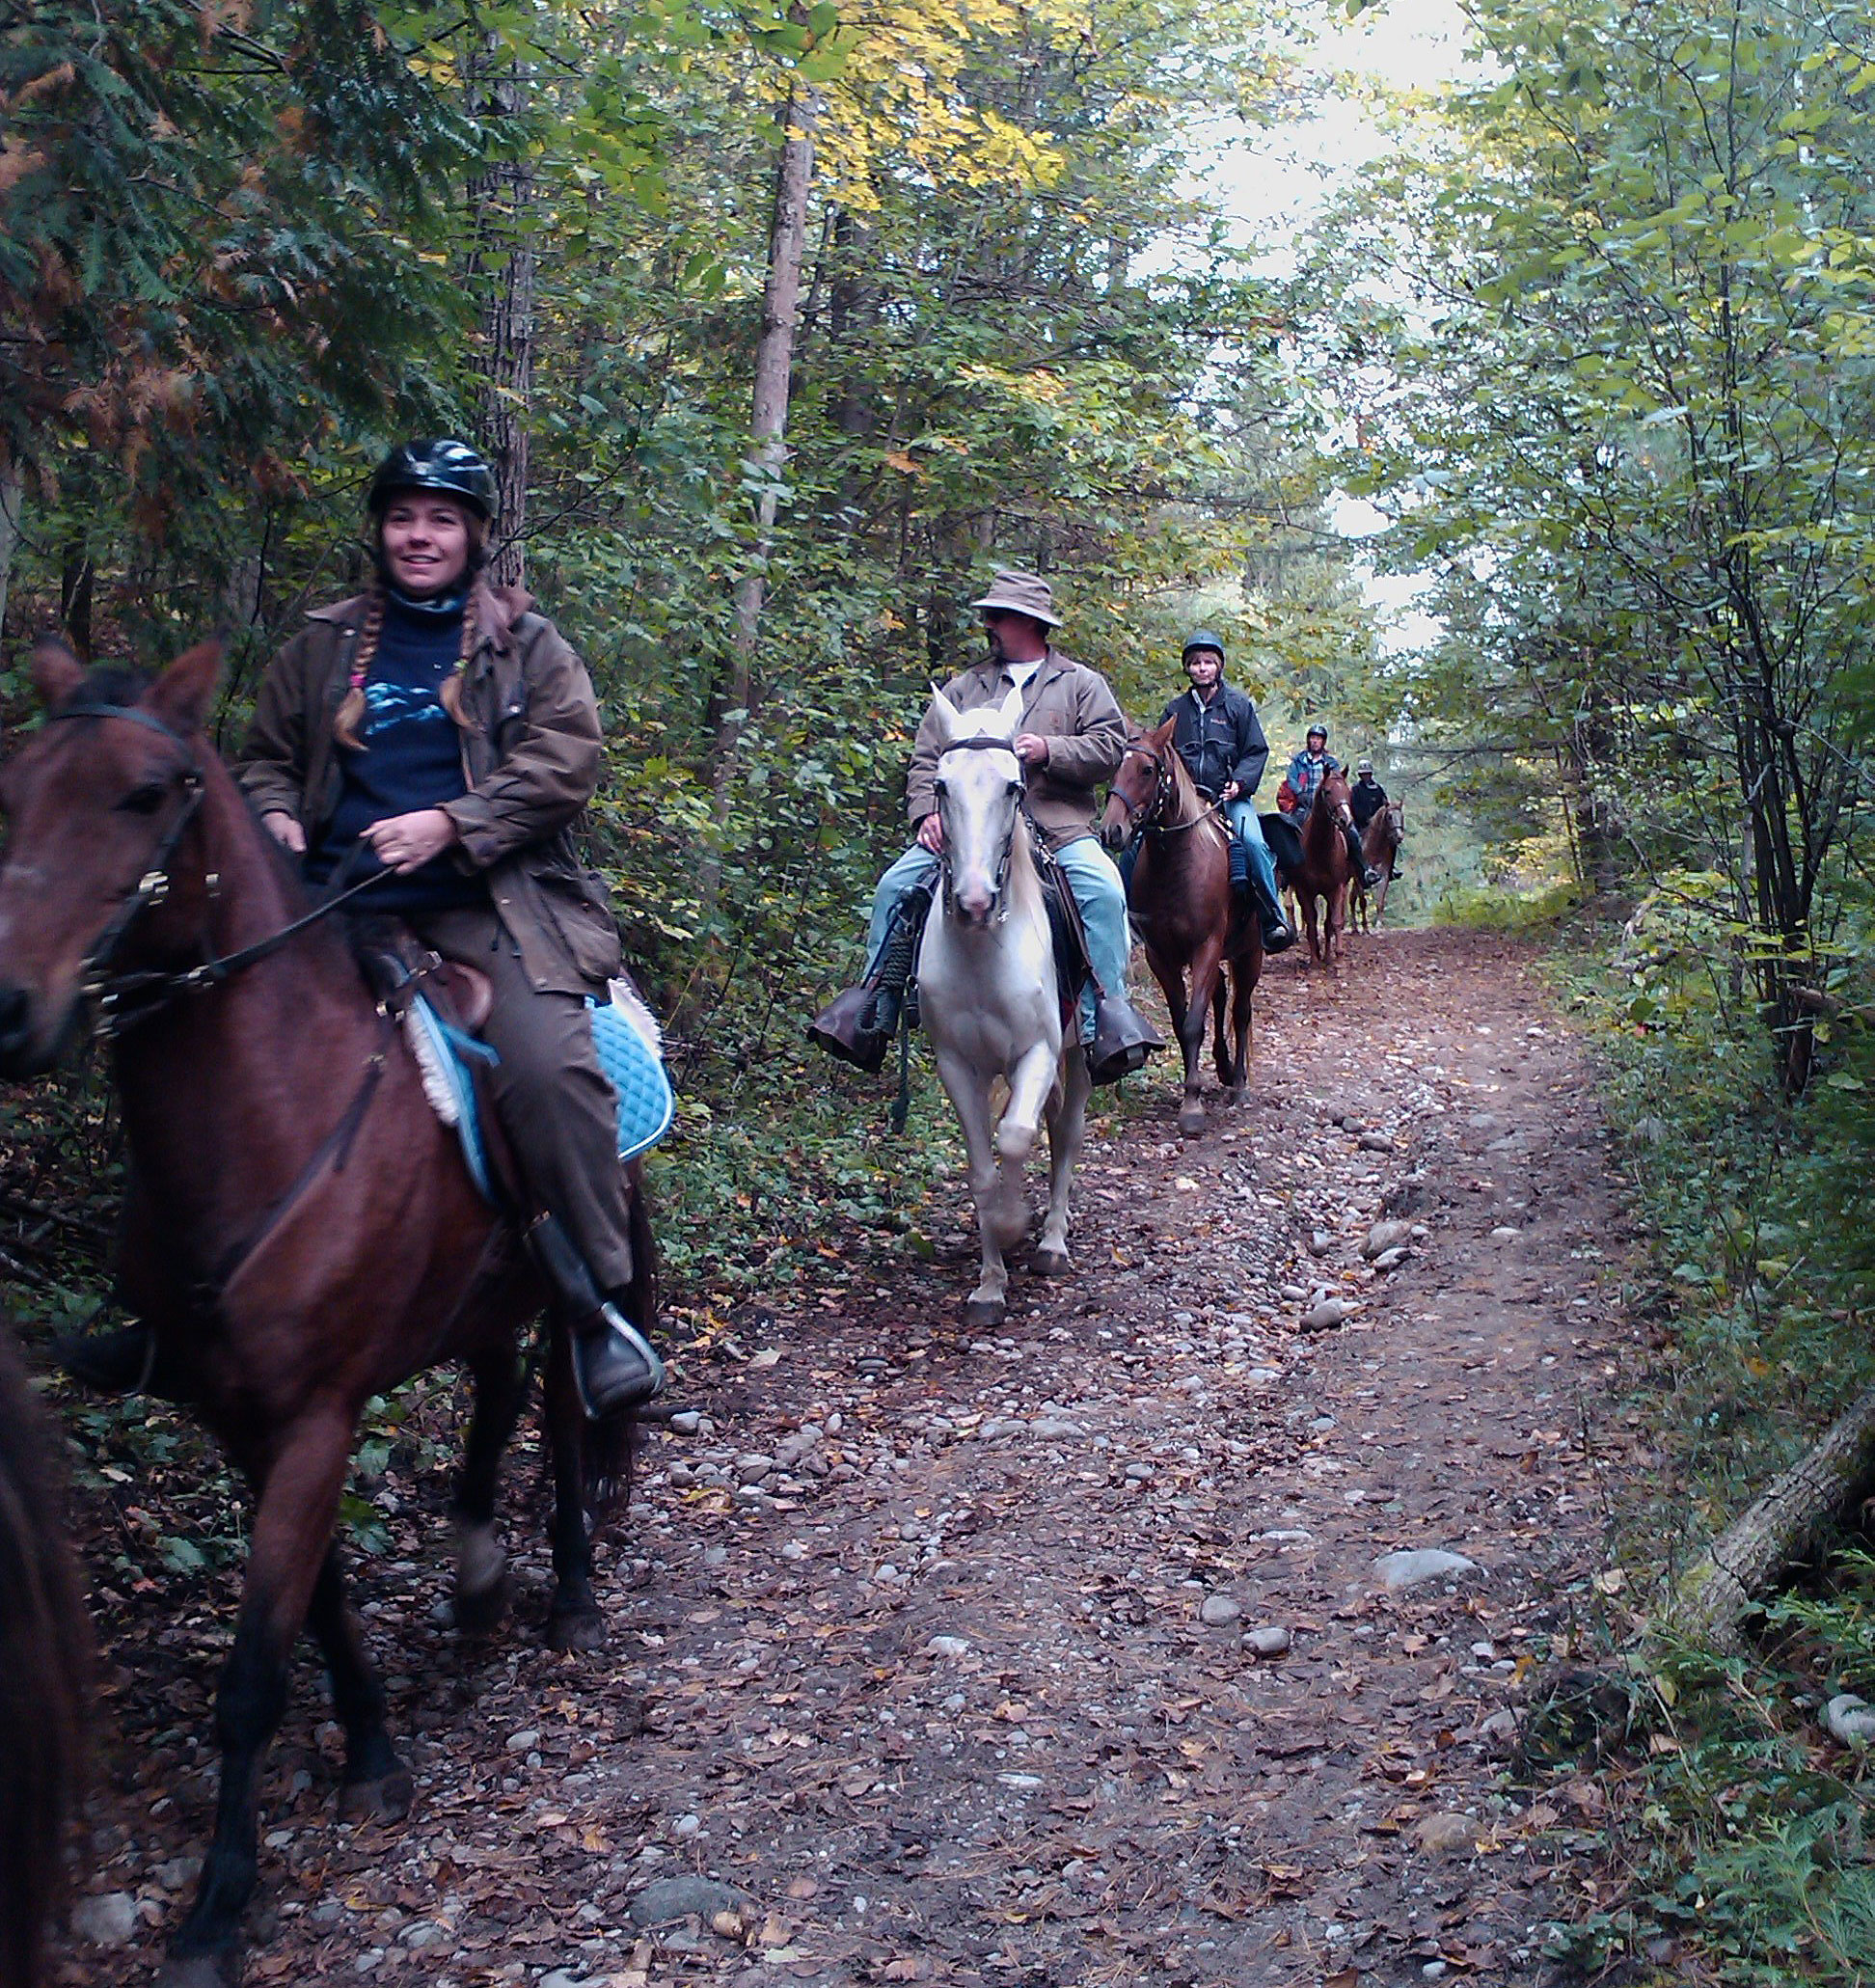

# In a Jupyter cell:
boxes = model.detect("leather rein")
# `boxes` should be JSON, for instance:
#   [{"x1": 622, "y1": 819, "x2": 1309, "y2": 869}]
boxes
[{"x1": 46, "y1": 700, "x2": 393, "y2": 1039}]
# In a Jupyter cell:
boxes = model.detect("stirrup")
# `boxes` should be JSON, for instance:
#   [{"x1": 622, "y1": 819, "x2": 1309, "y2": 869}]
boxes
[
  {"x1": 571, "y1": 1303, "x2": 666, "y2": 1420},
  {"x1": 807, "y1": 985, "x2": 891, "y2": 1073}
]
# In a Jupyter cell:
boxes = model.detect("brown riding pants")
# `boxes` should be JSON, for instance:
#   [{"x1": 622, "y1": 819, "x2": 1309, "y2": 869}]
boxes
[{"x1": 410, "y1": 904, "x2": 634, "y2": 1292}]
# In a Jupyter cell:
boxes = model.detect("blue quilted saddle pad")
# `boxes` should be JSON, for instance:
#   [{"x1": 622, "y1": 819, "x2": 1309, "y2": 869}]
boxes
[{"x1": 589, "y1": 989, "x2": 676, "y2": 1161}]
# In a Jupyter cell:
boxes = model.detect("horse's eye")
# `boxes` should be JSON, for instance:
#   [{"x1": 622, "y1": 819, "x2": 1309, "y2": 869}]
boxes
[
  {"x1": 1008, "y1": 780, "x2": 1023, "y2": 798},
  {"x1": 118, "y1": 782, "x2": 169, "y2": 816},
  {"x1": 933, "y1": 778, "x2": 948, "y2": 798}
]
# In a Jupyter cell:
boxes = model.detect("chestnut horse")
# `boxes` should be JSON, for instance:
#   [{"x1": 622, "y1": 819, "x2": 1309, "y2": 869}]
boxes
[
  {"x1": 1284, "y1": 766, "x2": 1358, "y2": 968},
  {"x1": 1101, "y1": 716, "x2": 1262, "y2": 1135},
  {"x1": 1354, "y1": 800, "x2": 1404, "y2": 933},
  {"x1": 0, "y1": 639, "x2": 647, "y2": 1987},
  {"x1": 0, "y1": 1325, "x2": 89, "y2": 1988}
]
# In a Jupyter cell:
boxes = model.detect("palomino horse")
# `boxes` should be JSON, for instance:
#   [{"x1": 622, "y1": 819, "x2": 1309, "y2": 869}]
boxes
[
  {"x1": 0, "y1": 1325, "x2": 89, "y2": 1988},
  {"x1": 1355, "y1": 800, "x2": 1404, "y2": 932},
  {"x1": 0, "y1": 639, "x2": 648, "y2": 1986},
  {"x1": 1284, "y1": 765, "x2": 1359, "y2": 968},
  {"x1": 916, "y1": 686, "x2": 1090, "y2": 1327},
  {"x1": 1100, "y1": 715, "x2": 1261, "y2": 1135}
]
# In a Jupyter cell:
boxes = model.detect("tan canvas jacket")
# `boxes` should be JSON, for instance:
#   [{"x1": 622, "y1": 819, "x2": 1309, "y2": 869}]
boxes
[
  {"x1": 238, "y1": 583, "x2": 623, "y2": 994},
  {"x1": 905, "y1": 647, "x2": 1127, "y2": 850}
]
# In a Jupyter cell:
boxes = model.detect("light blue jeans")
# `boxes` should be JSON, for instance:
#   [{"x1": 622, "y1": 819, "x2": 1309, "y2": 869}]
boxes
[
  {"x1": 865, "y1": 833, "x2": 1131, "y2": 1041},
  {"x1": 1226, "y1": 799, "x2": 1281, "y2": 899}
]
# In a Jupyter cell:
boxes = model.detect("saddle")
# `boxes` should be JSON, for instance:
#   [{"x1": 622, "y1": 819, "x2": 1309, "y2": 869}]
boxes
[
  {"x1": 1031, "y1": 838, "x2": 1096, "y2": 1024},
  {"x1": 1262, "y1": 810, "x2": 1306, "y2": 886},
  {"x1": 349, "y1": 924, "x2": 674, "y2": 1210}
]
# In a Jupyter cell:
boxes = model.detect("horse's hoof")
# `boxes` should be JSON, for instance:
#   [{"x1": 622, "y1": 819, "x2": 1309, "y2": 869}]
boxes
[
  {"x1": 1031, "y1": 1247, "x2": 1071, "y2": 1278},
  {"x1": 452, "y1": 1574, "x2": 510, "y2": 1637},
  {"x1": 1226, "y1": 1085, "x2": 1249, "y2": 1106},
  {"x1": 158, "y1": 1947, "x2": 244, "y2": 1988},
  {"x1": 1178, "y1": 1103, "x2": 1206, "y2": 1136},
  {"x1": 339, "y1": 1768, "x2": 414, "y2": 1823},
  {"x1": 963, "y1": 1295, "x2": 1007, "y2": 1329},
  {"x1": 547, "y1": 1607, "x2": 608, "y2": 1655}
]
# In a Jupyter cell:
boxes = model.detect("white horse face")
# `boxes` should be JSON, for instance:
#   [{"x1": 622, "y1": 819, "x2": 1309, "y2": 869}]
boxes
[{"x1": 929, "y1": 690, "x2": 1027, "y2": 928}]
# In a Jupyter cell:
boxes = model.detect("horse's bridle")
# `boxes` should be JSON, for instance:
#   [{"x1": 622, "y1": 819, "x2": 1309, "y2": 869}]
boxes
[
  {"x1": 40, "y1": 701, "x2": 390, "y2": 1038},
  {"x1": 1111, "y1": 738, "x2": 1221, "y2": 841},
  {"x1": 933, "y1": 734, "x2": 1028, "y2": 923}
]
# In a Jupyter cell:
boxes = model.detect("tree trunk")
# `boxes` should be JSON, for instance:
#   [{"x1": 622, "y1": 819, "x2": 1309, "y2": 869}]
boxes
[
  {"x1": 1662, "y1": 1386, "x2": 1875, "y2": 1651},
  {"x1": 467, "y1": 28, "x2": 537, "y2": 589},
  {"x1": 0, "y1": 457, "x2": 22, "y2": 644},
  {"x1": 695, "y1": 87, "x2": 820, "y2": 929}
]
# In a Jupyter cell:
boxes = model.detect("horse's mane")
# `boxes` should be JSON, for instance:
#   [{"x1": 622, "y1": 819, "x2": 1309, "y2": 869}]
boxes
[
  {"x1": 1159, "y1": 742, "x2": 1227, "y2": 847},
  {"x1": 0, "y1": 1329, "x2": 89, "y2": 1988}
]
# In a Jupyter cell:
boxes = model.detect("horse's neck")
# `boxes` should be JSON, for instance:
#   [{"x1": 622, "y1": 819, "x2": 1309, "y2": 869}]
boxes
[
  {"x1": 1151, "y1": 754, "x2": 1223, "y2": 865},
  {"x1": 112, "y1": 759, "x2": 384, "y2": 1193}
]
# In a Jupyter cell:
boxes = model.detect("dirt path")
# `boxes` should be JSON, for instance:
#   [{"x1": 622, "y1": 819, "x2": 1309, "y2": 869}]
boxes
[{"x1": 66, "y1": 931, "x2": 1641, "y2": 1988}]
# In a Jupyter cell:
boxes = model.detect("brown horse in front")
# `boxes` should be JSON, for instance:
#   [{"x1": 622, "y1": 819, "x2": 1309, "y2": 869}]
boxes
[
  {"x1": 0, "y1": 639, "x2": 647, "y2": 1987},
  {"x1": 1285, "y1": 765, "x2": 1358, "y2": 968},
  {"x1": 1101, "y1": 716, "x2": 1262, "y2": 1134}
]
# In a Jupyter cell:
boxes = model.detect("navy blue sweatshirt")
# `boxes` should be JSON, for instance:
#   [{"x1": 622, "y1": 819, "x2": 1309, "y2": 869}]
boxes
[{"x1": 306, "y1": 590, "x2": 485, "y2": 912}]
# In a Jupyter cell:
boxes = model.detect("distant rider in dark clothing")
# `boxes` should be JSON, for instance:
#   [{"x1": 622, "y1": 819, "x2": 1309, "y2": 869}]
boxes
[{"x1": 1153, "y1": 633, "x2": 1292, "y2": 953}]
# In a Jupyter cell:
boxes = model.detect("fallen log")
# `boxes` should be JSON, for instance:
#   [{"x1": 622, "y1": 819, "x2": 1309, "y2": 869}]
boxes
[{"x1": 1664, "y1": 1385, "x2": 1875, "y2": 1650}]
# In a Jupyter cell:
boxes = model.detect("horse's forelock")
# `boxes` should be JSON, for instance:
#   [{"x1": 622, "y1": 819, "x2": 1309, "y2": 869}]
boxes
[{"x1": 70, "y1": 666, "x2": 153, "y2": 710}]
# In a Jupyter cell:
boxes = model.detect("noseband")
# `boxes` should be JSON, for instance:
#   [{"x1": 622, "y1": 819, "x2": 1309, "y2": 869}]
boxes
[
  {"x1": 39, "y1": 701, "x2": 389, "y2": 1037},
  {"x1": 935, "y1": 735, "x2": 1027, "y2": 922}
]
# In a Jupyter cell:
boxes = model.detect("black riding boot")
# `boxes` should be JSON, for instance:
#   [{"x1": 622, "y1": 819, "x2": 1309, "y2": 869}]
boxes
[
  {"x1": 1086, "y1": 993, "x2": 1162, "y2": 1085},
  {"x1": 572, "y1": 1298, "x2": 665, "y2": 1419},
  {"x1": 1251, "y1": 874, "x2": 1295, "y2": 953},
  {"x1": 1345, "y1": 820, "x2": 1382, "y2": 889},
  {"x1": 807, "y1": 885, "x2": 931, "y2": 1074}
]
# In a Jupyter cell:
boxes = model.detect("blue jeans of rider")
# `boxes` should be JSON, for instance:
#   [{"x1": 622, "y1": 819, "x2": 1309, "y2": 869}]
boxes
[
  {"x1": 865, "y1": 834, "x2": 1131, "y2": 1044},
  {"x1": 1226, "y1": 799, "x2": 1281, "y2": 901}
]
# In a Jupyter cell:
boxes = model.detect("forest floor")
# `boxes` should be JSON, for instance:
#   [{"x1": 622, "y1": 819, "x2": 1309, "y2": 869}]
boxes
[{"x1": 60, "y1": 928, "x2": 1649, "y2": 1988}]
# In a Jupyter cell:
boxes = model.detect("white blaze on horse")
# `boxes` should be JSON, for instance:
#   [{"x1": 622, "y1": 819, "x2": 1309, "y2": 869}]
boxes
[{"x1": 915, "y1": 686, "x2": 1090, "y2": 1328}]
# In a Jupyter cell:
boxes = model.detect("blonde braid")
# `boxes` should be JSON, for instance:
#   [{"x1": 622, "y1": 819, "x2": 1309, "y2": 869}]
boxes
[{"x1": 332, "y1": 582, "x2": 386, "y2": 750}]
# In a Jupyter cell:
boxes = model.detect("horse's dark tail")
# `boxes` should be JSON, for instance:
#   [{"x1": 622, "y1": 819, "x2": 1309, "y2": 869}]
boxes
[{"x1": 0, "y1": 1328, "x2": 90, "y2": 1988}]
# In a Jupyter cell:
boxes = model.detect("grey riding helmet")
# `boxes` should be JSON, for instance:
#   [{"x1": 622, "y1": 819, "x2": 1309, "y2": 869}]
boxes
[{"x1": 1182, "y1": 630, "x2": 1227, "y2": 665}]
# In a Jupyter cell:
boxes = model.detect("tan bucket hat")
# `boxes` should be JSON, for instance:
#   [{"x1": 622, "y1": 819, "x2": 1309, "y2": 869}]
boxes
[{"x1": 967, "y1": 568, "x2": 1062, "y2": 628}]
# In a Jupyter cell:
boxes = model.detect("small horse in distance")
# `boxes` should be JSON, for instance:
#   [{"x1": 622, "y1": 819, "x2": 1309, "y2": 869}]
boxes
[
  {"x1": 1355, "y1": 800, "x2": 1404, "y2": 933},
  {"x1": 1101, "y1": 715, "x2": 1261, "y2": 1136},
  {"x1": 0, "y1": 638, "x2": 649, "y2": 1987},
  {"x1": 1283, "y1": 765, "x2": 1359, "y2": 968},
  {"x1": 916, "y1": 686, "x2": 1090, "y2": 1327},
  {"x1": 0, "y1": 1326, "x2": 90, "y2": 1988}
]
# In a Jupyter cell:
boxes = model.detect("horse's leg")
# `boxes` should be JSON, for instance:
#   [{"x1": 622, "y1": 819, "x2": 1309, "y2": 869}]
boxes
[
  {"x1": 304, "y1": 1544, "x2": 410, "y2": 1820},
  {"x1": 1145, "y1": 945, "x2": 1199, "y2": 1128},
  {"x1": 1300, "y1": 889, "x2": 1323, "y2": 967},
  {"x1": 1227, "y1": 955, "x2": 1257, "y2": 1101},
  {"x1": 543, "y1": 1316, "x2": 606, "y2": 1653},
  {"x1": 1177, "y1": 937, "x2": 1225, "y2": 1136},
  {"x1": 165, "y1": 1410, "x2": 354, "y2": 1985},
  {"x1": 935, "y1": 1048, "x2": 1010, "y2": 1328},
  {"x1": 1034, "y1": 1044, "x2": 1090, "y2": 1277},
  {"x1": 449, "y1": 1340, "x2": 529, "y2": 1634}
]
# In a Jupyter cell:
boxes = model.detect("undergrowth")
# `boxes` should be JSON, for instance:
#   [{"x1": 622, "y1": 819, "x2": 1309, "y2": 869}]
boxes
[{"x1": 1543, "y1": 887, "x2": 1875, "y2": 1985}]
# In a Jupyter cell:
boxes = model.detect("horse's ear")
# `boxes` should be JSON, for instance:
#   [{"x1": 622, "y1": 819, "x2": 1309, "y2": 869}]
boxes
[
  {"x1": 143, "y1": 639, "x2": 225, "y2": 736},
  {"x1": 995, "y1": 684, "x2": 1024, "y2": 737},
  {"x1": 30, "y1": 637, "x2": 86, "y2": 713},
  {"x1": 928, "y1": 687, "x2": 962, "y2": 749},
  {"x1": 1148, "y1": 712, "x2": 1179, "y2": 749}
]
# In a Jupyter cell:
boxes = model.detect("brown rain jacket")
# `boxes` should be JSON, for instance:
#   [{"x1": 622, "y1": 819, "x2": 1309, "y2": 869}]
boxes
[
  {"x1": 905, "y1": 647, "x2": 1127, "y2": 851},
  {"x1": 238, "y1": 582, "x2": 623, "y2": 994}
]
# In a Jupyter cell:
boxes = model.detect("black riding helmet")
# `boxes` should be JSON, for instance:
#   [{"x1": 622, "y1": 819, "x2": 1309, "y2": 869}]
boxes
[
  {"x1": 1182, "y1": 629, "x2": 1227, "y2": 665},
  {"x1": 1307, "y1": 722, "x2": 1328, "y2": 745},
  {"x1": 367, "y1": 439, "x2": 498, "y2": 522}
]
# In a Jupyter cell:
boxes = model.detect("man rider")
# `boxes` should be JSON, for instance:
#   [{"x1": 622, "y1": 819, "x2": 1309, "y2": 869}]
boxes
[
  {"x1": 1155, "y1": 633, "x2": 1292, "y2": 953},
  {"x1": 1282, "y1": 723, "x2": 1381, "y2": 887},
  {"x1": 809, "y1": 569, "x2": 1162, "y2": 1084},
  {"x1": 1350, "y1": 756, "x2": 1389, "y2": 830}
]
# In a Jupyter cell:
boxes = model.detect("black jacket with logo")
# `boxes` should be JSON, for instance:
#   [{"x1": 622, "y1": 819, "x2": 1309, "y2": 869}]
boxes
[{"x1": 1155, "y1": 680, "x2": 1270, "y2": 800}]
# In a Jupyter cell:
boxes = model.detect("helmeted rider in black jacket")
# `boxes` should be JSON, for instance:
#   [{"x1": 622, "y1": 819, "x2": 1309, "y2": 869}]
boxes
[{"x1": 1149, "y1": 633, "x2": 1293, "y2": 953}]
